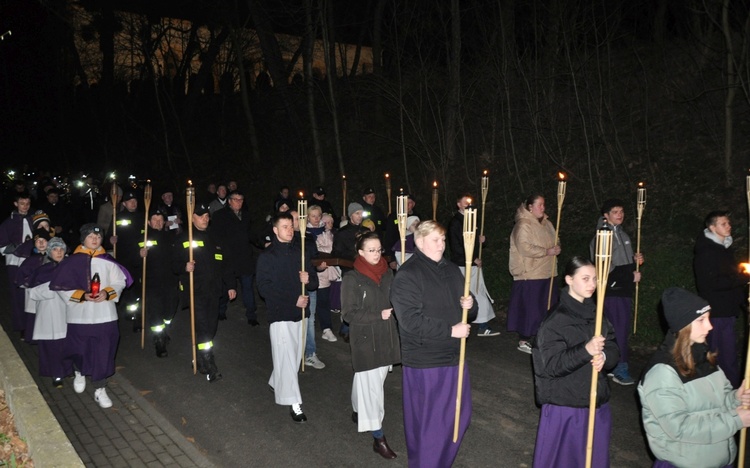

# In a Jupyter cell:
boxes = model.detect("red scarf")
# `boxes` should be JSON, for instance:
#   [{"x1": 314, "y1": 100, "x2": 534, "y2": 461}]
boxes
[{"x1": 354, "y1": 255, "x2": 388, "y2": 285}]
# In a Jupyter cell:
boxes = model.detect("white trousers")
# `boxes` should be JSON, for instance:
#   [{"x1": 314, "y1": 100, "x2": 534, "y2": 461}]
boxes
[
  {"x1": 352, "y1": 366, "x2": 389, "y2": 432},
  {"x1": 269, "y1": 321, "x2": 303, "y2": 406},
  {"x1": 459, "y1": 265, "x2": 496, "y2": 323}
]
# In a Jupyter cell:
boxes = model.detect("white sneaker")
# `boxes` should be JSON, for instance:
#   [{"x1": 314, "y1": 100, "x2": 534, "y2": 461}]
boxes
[
  {"x1": 73, "y1": 371, "x2": 86, "y2": 394},
  {"x1": 94, "y1": 388, "x2": 112, "y2": 408},
  {"x1": 321, "y1": 328, "x2": 338, "y2": 342},
  {"x1": 305, "y1": 353, "x2": 326, "y2": 369}
]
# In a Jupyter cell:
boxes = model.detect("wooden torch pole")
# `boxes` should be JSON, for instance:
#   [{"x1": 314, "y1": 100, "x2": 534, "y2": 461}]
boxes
[
  {"x1": 633, "y1": 183, "x2": 647, "y2": 334},
  {"x1": 586, "y1": 225, "x2": 613, "y2": 468},
  {"x1": 739, "y1": 173, "x2": 750, "y2": 468},
  {"x1": 432, "y1": 181, "x2": 438, "y2": 221},
  {"x1": 476, "y1": 171, "x2": 489, "y2": 291},
  {"x1": 453, "y1": 207, "x2": 476, "y2": 443},
  {"x1": 140, "y1": 182, "x2": 152, "y2": 349},
  {"x1": 298, "y1": 193, "x2": 308, "y2": 372},
  {"x1": 186, "y1": 183, "x2": 197, "y2": 374},
  {"x1": 110, "y1": 178, "x2": 118, "y2": 258},
  {"x1": 385, "y1": 173, "x2": 392, "y2": 216},
  {"x1": 342, "y1": 175, "x2": 347, "y2": 221},
  {"x1": 548, "y1": 173, "x2": 566, "y2": 310},
  {"x1": 397, "y1": 190, "x2": 407, "y2": 265}
]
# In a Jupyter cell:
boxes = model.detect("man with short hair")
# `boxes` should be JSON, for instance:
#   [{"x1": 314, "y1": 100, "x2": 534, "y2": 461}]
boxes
[
  {"x1": 209, "y1": 184, "x2": 228, "y2": 214},
  {"x1": 311, "y1": 186, "x2": 337, "y2": 222},
  {"x1": 589, "y1": 199, "x2": 644, "y2": 386},
  {"x1": 257, "y1": 212, "x2": 319, "y2": 422},
  {"x1": 40, "y1": 188, "x2": 75, "y2": 247},
  {"x1": 109, "y1": 191, "x2": 144, "y2": 330},
  {"x1": 693, "y1": 210, "x2": 749, "y2": 387},
  {"x1": 211, "y1": 190, "x2": 258, "y2": 325},
  {"x1": 0, "y1": 192, "x2": 33, "y2": 336}
]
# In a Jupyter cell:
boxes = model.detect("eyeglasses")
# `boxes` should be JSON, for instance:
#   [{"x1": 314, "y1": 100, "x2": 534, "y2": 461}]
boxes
[
  {"x1": 364, "y1": 249, "x2": 384, "y2": 254},
  {"x1": 229, "y1": 197, "x2": 244, "y2": 202}
]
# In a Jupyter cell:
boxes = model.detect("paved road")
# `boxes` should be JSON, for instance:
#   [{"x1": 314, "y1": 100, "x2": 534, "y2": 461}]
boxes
[{"x1": 2, "y1": 264, "x2": 659, "y2": 467}]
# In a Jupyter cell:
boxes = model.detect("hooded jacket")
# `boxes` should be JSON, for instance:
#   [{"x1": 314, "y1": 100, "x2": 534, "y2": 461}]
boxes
[
  {"x1": 509, "y1": 203, "x2": 556, "y2": 280},
  {"x1": 693, "y1": 231, "x2": 746, "y2": 318}
]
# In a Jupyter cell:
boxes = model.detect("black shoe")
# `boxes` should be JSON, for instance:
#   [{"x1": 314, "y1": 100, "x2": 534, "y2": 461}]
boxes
[
  {"x1": 206, "y1": 352, "x2": 222, "y2": 382},
  {"x1": 373, "y1": 436, "x2": 397, "y2": 459},
  {"x1": 248, "y1": 319, "x2": 259, "y2": 327},
  {"x1": 52, "y1": 377, "x2": 64, "y2": 388},
  {"x1": 339, "y1": 331, "x2": 350, "y2": 343},
  {"x1": 154, "y1": 334, "x2": 169, "y2": 358},
  {"x1": 290, "y1": 404, "x2": 307, "y2": 423},
  {"x1": 351, "y1": 411, "x2": 358, "y2": 424},
  {"x1": 218, "y1": 314, "x2": 227, "y2": 321},
  {"x1": 207, "y1": 371, "x2": 223, "y2": 382}
]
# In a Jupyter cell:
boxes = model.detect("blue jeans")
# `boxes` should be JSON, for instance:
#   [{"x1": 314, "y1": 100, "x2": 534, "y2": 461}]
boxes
[{"x1": 305, "y1": 291, "x2": 317, "y2": 357}]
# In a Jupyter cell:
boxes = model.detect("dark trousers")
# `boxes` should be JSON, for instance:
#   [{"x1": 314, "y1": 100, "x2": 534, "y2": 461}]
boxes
[
  {"x1": 316, "y1": 287, "x2": 332, "y2": 330},
  {"x1": 707, "y1": 316, "x2": 739, "y2": 387}
]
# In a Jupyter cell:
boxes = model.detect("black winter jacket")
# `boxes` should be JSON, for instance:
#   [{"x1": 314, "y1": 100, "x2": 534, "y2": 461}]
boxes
[
  {"x1": 532, "y1": 289, "x2": 620, "y2": 408},
  {"x1": 256, "y1": 236, "x2": 319, "y2": 323},
  {"x1": 390, "y1": 248, "x2": 477, "y2": 368},
  {"x1": 693, "y1": 233, "x2": 747, "y2": 318}
]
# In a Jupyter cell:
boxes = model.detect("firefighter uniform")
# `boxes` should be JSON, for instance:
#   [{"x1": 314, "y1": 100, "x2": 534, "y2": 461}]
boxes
[{"x1": 175, "y1": 203, "x2": 235, "y2": 382}]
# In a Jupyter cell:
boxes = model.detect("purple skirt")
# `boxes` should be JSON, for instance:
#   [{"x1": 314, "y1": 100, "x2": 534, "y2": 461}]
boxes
[
  {"x1": 652, "y1": 461, "x2": 731, "y2": 468},
  {"x1": 533, "y1": 403, "x2": 611, "y2": 468},
  {"x1": 507, "y1": 279, "x2": 558, "y2": 338},
  {"x1": 7, "y1": 267, "x2": 25, "y2": 332},
  {"x1": 604, "y1": 297, "x2": 631, "y2": 364},
  {"x1": 38, "y1": 338, "x2": 71, "y2": 378},
  {"x1": 403, "y1": 364, "x2": 471, "y2": 468},
  {"x1": 64, "y1": 321, "x2": 119, "y2": 382}
]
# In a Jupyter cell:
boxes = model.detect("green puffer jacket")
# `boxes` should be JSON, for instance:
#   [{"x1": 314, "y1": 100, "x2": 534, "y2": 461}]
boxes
[{"x1": 638, "y1": 358, "x2": 742, "y2": 468}]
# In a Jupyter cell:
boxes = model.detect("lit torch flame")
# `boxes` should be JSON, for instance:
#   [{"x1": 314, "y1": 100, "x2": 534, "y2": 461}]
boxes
[
  {"x1": 433, "y1": 181, "x2": 438, "y2": 188},
  {"x1": 558, "y1": 172, "x2": 565, "y2": 181},
  {"x1": 741, "y1": 263, "x2": 750, "y2": 275}
]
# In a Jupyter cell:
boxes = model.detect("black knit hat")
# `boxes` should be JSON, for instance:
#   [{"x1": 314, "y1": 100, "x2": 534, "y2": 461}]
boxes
[
  {"x1": 80, "y1": 223, "x2": 104, "y2": 242},
  {"x1": 33, "y1": 228, "x2": 51, "y2": 241},
  {"x1": 662, "y1": 287, "x2": 711, "y2": 333},
  {"x1": 193, "y1": 203, "x2": 210, "y2": 216}
]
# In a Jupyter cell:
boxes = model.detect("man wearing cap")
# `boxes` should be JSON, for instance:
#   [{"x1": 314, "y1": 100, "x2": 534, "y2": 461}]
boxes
[
  {"x1": 139, "y1": 209, "x2": 179, "y2": 357},
  {"x1": 49, "y1": 223, "x2": 132, "y2": 409},
  {"x1": 210, "y1": 190, "x2": 258, "y2": 325},
  {"x1": 175, "y1": 202, "x2": 236, "y2": 382},
  {"x1": 157, "y1": 188, "x2": 183, "y2": 237},
  {"x1": 589, "y1": 198, "x2": 644, "y2": 386},
  {"x1": 311, "y1": 186, "x2": 337, "y2": 222},
  {"x1": 256, "y1": 212, "x2": 319, "y2": 422},
  {"x1": 110, "y1": 190, "x2": 144, "y2": 331},
  {"x1": 361, "y1": 188, "x2": 387, "y2": 235},
  {"x1": 0, "y1": 192, "x2": 33, "y2": 336},
  {"x1": 448, "y1": 194, "x2": 498, "y2": 336}
]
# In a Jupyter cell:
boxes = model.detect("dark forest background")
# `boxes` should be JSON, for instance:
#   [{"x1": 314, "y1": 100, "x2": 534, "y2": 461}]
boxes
[{"x1": 1, "y1": 0, "x2": 750, "y2": 347}]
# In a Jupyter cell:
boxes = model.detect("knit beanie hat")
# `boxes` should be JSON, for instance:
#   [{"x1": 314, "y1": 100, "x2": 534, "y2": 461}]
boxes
[
  {"x1": 47, "y1": 237, "x2": 67, "y2": 256},
  {"x1": 662, "y1": 287, "x2": 711, "y2": 333},
  {"x1": 406, "y1": 215, "x2": 420, "y2": 231},
  {"x1": 33, "y1": 228, "x2": 51, "y2": 241},
  {"x1": 348, "y1": 202, "x2": 364, "y2": 217},
  {"x1": 80, "y1": 223, "x2": 104, "y2": 242},
  {"x1": 32, "y1": 210, "x2": 50, "y2": 229},
  {"x1": 600, "y1": 198, "x2": 625, "y2": 215}
]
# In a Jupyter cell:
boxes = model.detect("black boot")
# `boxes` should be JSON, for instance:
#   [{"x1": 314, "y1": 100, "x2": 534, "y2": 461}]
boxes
[
  {"x1": 196, "y1": 349, "x2": 211, "y2": 375},
  {"x1": 206, "y1": 351, "x2": 223, "y2": 383},
  {"x1": 153, "y1": 333, "x2": 169, "y2": 358}
]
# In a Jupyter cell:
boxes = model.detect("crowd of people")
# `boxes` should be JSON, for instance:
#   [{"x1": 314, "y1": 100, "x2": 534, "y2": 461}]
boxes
[{"x1": 1, "y1": 174, "x2": 749, "y2": 467}]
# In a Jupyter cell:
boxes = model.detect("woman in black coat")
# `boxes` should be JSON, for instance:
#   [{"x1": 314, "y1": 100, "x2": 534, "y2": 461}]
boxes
[{"x1": 341, "y1": 231, "x2": 400, "y2": 460}]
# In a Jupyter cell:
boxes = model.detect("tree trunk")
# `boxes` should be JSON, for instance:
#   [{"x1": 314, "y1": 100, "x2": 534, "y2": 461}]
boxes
[
  {"x1": 230, "y1": 27, "x2": 260, "y2": 167},
  {"x1": 305, "y1": 0, "x2": 325, "y2": 182},
  {"x1": 721, "y1": 0, "x2": 736, "y2": 185},
  {"x1": 443, "y1": 0, "x2": 461, "y2": 162},
  {"x1": 320, "y1": 1, "x2": 345, "y2": 178}
]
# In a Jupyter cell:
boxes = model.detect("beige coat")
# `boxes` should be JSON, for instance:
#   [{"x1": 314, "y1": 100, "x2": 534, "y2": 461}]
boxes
[{"x1": 509, "y1": 203, "x2": 557, "y2": 280}]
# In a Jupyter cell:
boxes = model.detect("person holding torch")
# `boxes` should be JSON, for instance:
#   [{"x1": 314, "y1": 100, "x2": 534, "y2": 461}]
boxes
[
  {"x1": 532, "y1": 256, "x2": 619, "y2": 467},
  {"x1": 390, "y1": 220, "x2": 476, "y2": 466},
  {"x1": 692, "y1": 211, "x2": 749, "y2": 387}
]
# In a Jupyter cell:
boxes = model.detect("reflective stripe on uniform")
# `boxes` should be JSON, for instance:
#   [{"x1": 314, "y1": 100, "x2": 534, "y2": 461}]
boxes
[
  {"x1": 182, "y1": 240, "x2": 205, "y2": 248},
  {"x1": 116, "y1": 219, "x2": 132, "y2": 226},
  {"x1": 197, "y1": 341, "x2": 213, "y2": 350},
  {"x1": 214, "y1": 254, "x2": 222, "y2": 260},
  {"x1": 151, "y1": 325, "x2": 165, "y2": 332},
  {"x1": 138, "y1": 240, "x2": 157, "y2": 248}
]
